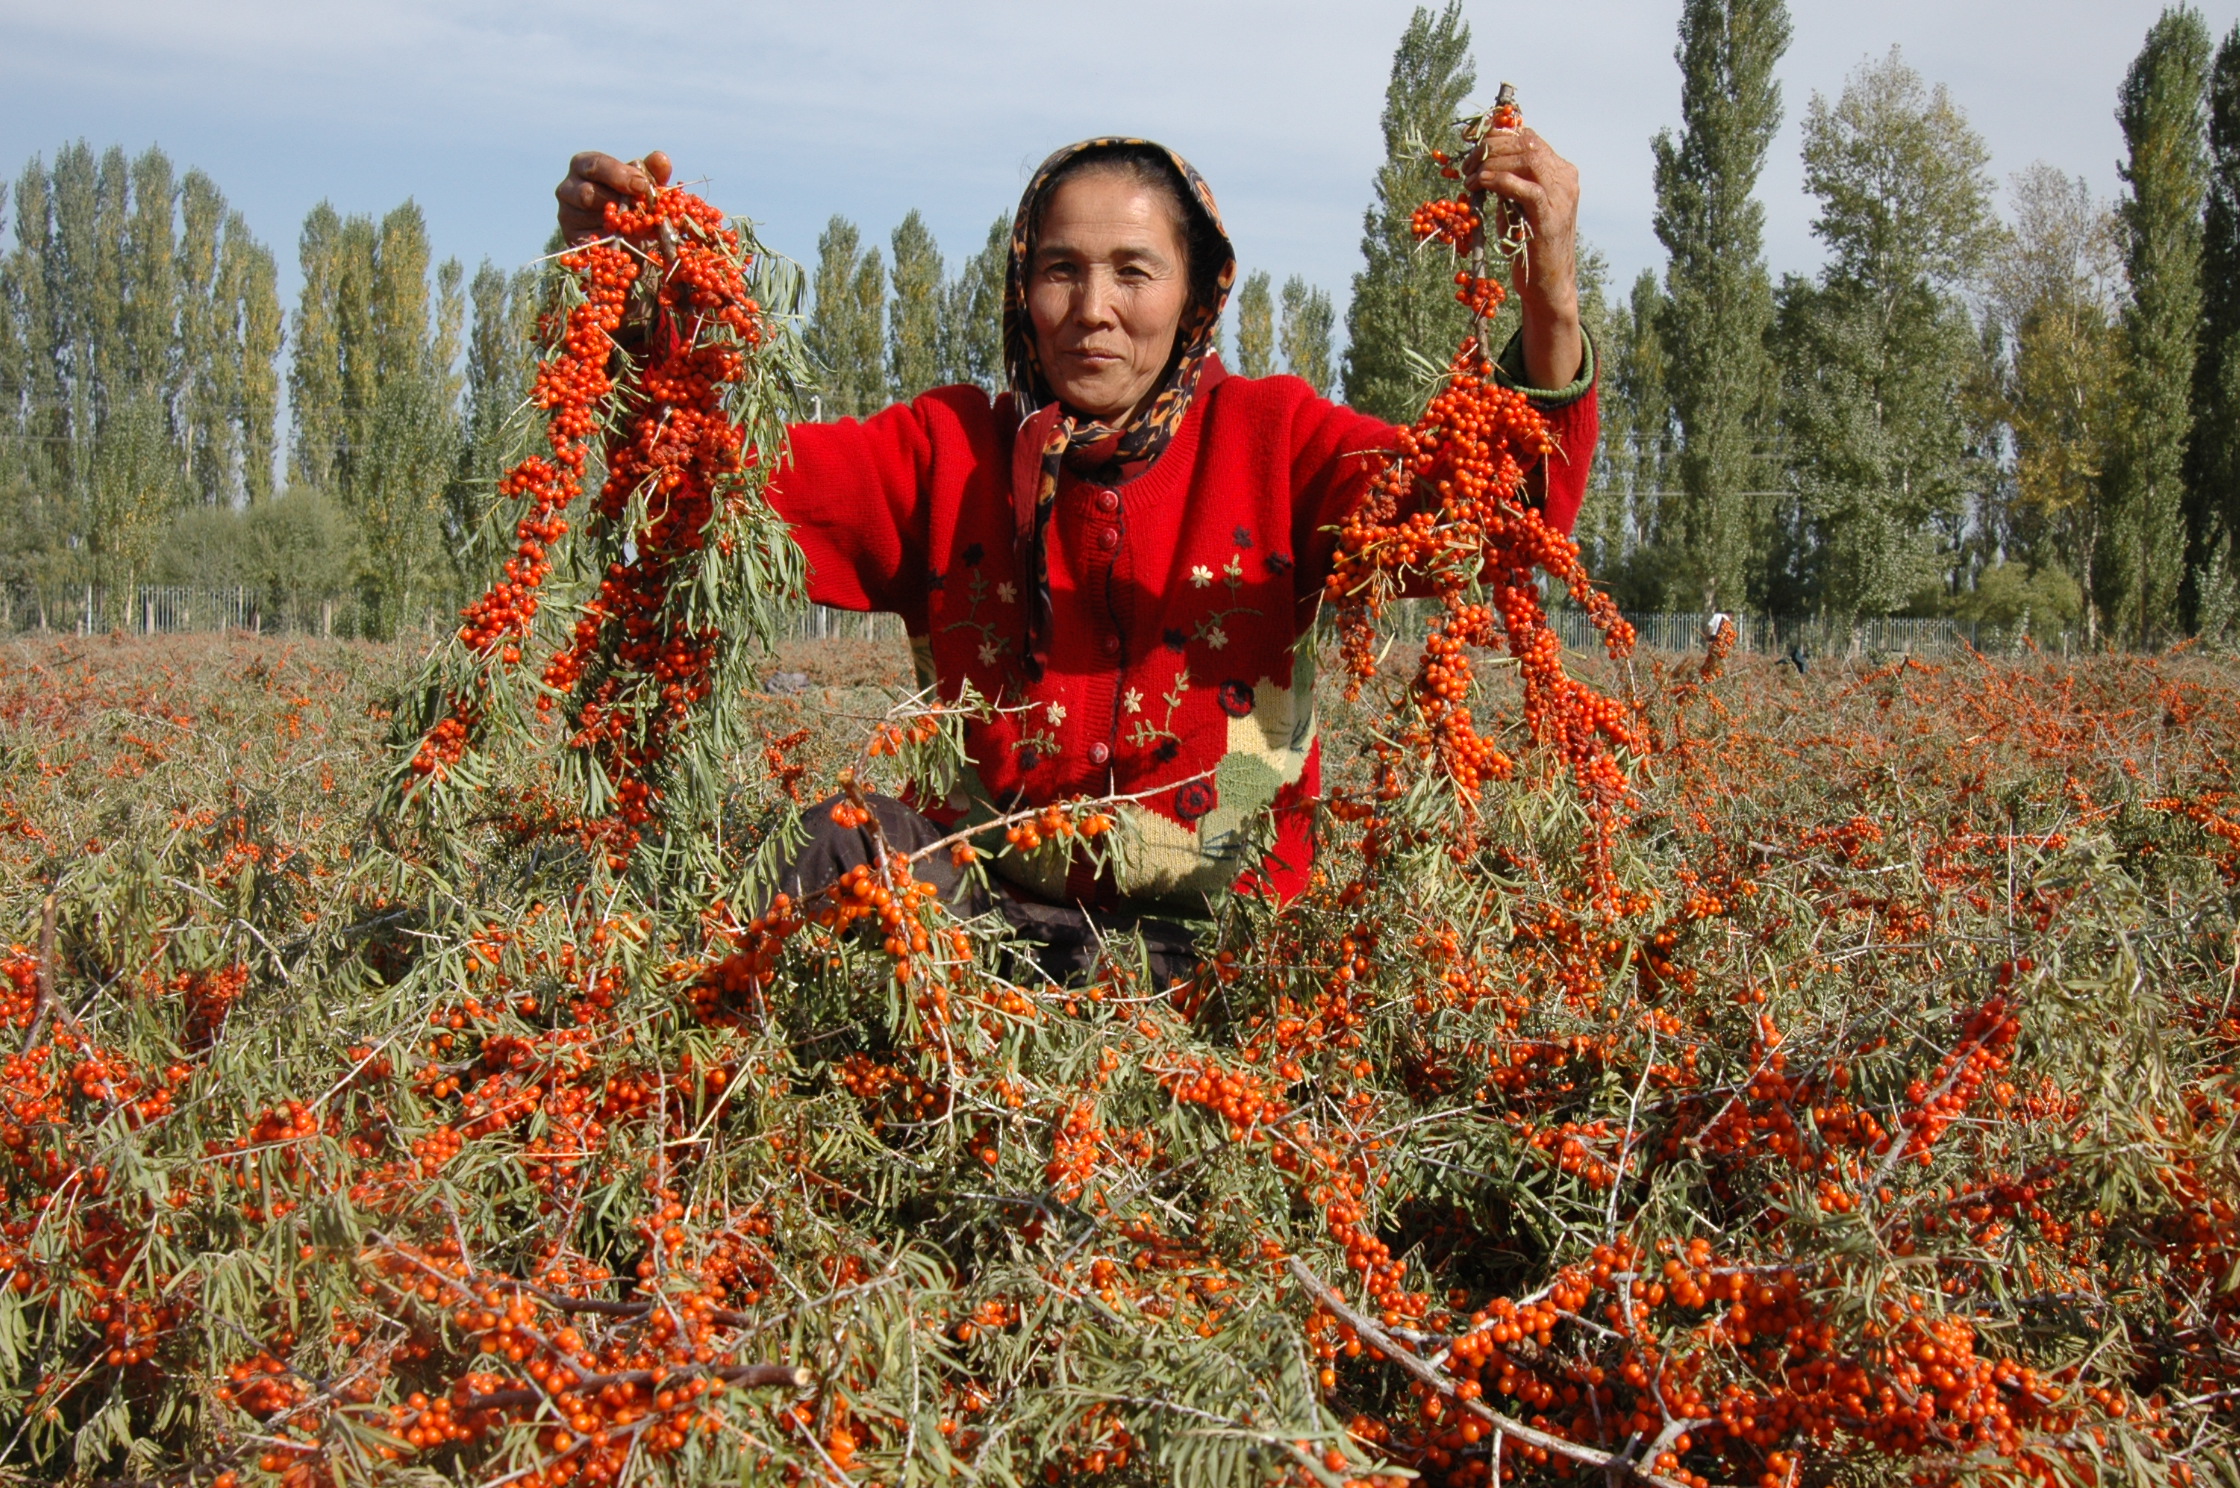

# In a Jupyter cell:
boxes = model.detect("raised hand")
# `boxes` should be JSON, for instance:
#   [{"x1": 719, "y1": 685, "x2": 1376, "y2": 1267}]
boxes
[{"x1": 555, "y1": 151, "x2": 672, "y2": 246}]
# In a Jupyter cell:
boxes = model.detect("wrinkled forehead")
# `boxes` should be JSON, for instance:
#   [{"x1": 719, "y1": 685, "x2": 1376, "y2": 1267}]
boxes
[{"x1": 1029, "y1": 172, "x2": 1191, "y2": 261}]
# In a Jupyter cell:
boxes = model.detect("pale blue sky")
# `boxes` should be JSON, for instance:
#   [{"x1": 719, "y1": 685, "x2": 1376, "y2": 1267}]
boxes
[{"x1": 4, "y1": 0, "x2": 2238, "y2": 333}]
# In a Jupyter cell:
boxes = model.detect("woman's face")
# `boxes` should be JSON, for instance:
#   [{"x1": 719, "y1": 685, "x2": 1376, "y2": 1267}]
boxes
[{"x1": 1026, "y1": 171, "x2": 1192, "y2": 423}]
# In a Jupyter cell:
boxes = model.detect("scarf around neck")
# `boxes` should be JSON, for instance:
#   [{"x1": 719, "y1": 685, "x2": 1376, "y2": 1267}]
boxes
[{"x1": 1001, "y1": 138, "x2": 1237, "y2": 679}]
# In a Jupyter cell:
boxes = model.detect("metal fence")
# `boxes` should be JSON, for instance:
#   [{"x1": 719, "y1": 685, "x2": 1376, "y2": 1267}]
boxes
[
  {"x1": 0, "y1": 584, "x2": 372, "y2": 638},
  {"x1": 0, "y1": 584, "x2": 2068, "y2": 660},
  {"x1": 1553, "y1": 608, "x2": 1991, "y2": 659},
  {"x1": 1368, "y1": 601, "x2": 2072, "y2": 659},
  {"x1": 0, "y1": 586, "x2": 917, "y2": 646},
  {"x1": 779, "y1": 606, "x2": 909, "y2": 644}
]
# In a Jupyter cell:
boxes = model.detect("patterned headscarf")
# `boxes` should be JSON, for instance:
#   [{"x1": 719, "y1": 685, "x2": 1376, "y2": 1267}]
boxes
[{"x1": 1002, "y1": 138, "x2": 1237, "y2": 679}]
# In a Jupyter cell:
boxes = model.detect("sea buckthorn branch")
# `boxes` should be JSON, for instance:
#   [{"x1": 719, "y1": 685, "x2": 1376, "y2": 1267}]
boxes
[
  {"x1": 390, "y1": 175, "x2": 809, "y2": 884},
  {"x1": 1328, "y1": 87, "x2": 1642, "y2": 901},
  {"x1": 1288, "y1": 1257, "x2": 1702, "y2": 1488}
]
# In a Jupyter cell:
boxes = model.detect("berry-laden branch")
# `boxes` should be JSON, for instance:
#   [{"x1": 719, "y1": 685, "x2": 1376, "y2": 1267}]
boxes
[
  {"x1": 1327, "y1": 89, "x2": 1642, "y2": 899},
  {"x1": 395, "y1": 172, "x2": 803, "y2": 874},
  {"x1": 1288, "y1": 1257, "x2": 1705, "y2": 1488}
]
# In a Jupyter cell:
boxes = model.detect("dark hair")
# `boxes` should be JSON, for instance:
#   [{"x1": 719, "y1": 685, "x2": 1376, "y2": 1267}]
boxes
[{"x1": 1031, "y1": 145, "x2": 1227, "y2": 315}]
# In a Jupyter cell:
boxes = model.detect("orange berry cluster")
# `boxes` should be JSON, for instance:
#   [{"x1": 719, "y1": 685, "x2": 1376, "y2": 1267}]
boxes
[
  {"x1": 1325, "y1": 334, "x2": 1640, "y2": 888},
  {"x1": 532, "y1": 189, "x2": 764, "y2": 862},
  {"x1": 412, "y1": 181, "x2": 769, "y2": 871},
  {"x1": 1324, "y1": 89, "x2": 1641, "y2": 895}
]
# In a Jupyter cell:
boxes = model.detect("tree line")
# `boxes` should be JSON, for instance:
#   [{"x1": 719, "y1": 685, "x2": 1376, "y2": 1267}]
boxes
[
  {"x1": 6, "y1": 3, "x2": 2238, "y2": 644},
  {"x1": 0, "y1": 156, "x2": 1340, "y2": 635},
  {"x1": 1342, "y1": 1, "x2": 2240, "y2": 644},
  {"x1": 0, "y1": 143, "x2": 550, "y2": 636}
]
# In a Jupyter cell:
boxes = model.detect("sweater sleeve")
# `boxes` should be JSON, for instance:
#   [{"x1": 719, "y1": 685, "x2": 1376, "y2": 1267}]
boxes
[
  {"x1": 1492, "y1": 328, "x2": 1599, "y2": 538},
  {"x1": 764, "y1": 386, "x2": 995, "y2": 622}
]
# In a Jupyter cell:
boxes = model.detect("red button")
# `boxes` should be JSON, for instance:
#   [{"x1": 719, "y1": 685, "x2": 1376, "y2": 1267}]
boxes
[
  {"x1": 1096, "y1": 490, "x2": 1120, "y2": 514},
  {"x1": 1099, "y1": 634, "x2": 1121, "y2": 658},
  {"x1": 1097, "y1": 527, "x2": 1120, "y2": 551},
  {"x1": 1089, "y1": 742, "x2": 1112, "y2": 766}
]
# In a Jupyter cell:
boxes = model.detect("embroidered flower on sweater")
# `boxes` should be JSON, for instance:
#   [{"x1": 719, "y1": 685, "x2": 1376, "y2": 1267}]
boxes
[
  {"x1": 1174, "y1": 779, "x2": 1218, "y2": 822},
  {"x1": 963, "y1": 542, "x2": 984, "y2": 567},
  {"x1": 1204, "y1": 625, "x2": 1229, "y2": 650},
  {"x1": 1045, "y1": 701, "x2": 1067, "y2": 727},
  {"x1": 996, "y1": 581, "x2": 1017, "y2": 604},
  {"x1": 1124, "y1": 687, "x2": 1144, "y2": 714},
  {"x1": 1217, "y1": 680, "x2": 1256, "y2": 718},
  {"x1": 1233, "y1": 526, "x2": 1253, "y2": 549},
  {"x1": 1189, "y1": 565, "x2": 1214, "y2": 588},
  {"x1": 978, "y1": 642, "x2": 1000, "y2": 667}
]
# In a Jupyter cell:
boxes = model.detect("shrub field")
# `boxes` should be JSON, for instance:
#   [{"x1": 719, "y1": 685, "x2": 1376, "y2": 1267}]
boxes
[
  {"x1": 4, "y1": 165, "x2": 2239, "y2": 1488},
  {"x1": 1, "y1": 628, "x2": 2237, "y2": 1487}
]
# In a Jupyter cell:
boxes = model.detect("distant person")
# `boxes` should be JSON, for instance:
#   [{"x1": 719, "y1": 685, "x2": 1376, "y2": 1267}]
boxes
[
  {"x1": 1785, "y1": 642, "x2": 1809, "y2": 675},
  {"x1": 555, "y1": 134, "x2": 1599, "y2": 982}
]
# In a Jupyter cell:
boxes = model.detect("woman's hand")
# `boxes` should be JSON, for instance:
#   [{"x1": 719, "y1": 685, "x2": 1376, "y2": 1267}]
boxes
[
  {"x1": 1463, "y1": 128, "x2": 1584, "y2": 392},
  {"x1": 555, "y1": 151, "x2": 671, "y2": 246}
]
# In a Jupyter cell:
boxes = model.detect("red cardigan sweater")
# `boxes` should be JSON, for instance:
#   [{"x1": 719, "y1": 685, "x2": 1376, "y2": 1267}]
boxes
[{"x1": 770, "y1": 357, "x2": 1596, "y2": 910}]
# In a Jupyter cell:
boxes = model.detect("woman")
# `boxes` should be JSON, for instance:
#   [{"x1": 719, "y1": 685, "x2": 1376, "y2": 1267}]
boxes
[{"x1": 555, "y1": 132, "x2": 1597, "y2": 983}]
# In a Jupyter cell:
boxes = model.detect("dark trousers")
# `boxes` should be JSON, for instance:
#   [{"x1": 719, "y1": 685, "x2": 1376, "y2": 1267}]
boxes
[{"x1": 783, "y1": 795, "x2": 1201, "y2": 989}]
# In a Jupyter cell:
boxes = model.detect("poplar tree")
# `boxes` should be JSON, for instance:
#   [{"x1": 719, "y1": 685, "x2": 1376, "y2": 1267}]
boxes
[
  {"x1": 177, "y1": 171, "x2": 232, "y2": 505},
  {"x1": 2185, "y1": 20, "x2": 2240, "y2": 635},
  {"x1": 1342, "y1": 2, "x2": 1477, "y2": 420},
  {"x1": 288, "y1": 200, "x2": 461, "y2": 633},
  {"x1": 1650, "y1": 0, "x2": 1789, "y2": 610},
  {"x1": 171, "y1": 172, "x2": 275, "y2": 509},
  {"x1": 1279, "y1": 276, "x2": 1337, "y2": 394},
  {"x1": 289, "y1": 203, "x2": 344, "y2": 493},
  {"x1": 807, "y1": 217, "x2": 886, "y2": 418},
  {"x1": 938, "y1": 213, "x2": 1009, "y2": 391},
  {"x1": 2106, "y1": 5, "x2": 2211, "y2": 645},
  {"x1": 0, "y1": 165, "x2": 67, "y2": 588},
  {"x1": 1235, "y1": 272, "x2": 1275, "y2": 378},
  {"x1": 1990, "y1": 166, "x2": 2127, "y2": 627},
  {"x1": 452, "y1": 258, "x2": 540, "y2": 547},
  {"x1": 228, "y1": 220, "x2": 282, "y2": 505},
  {"x1": 1587, "y1": 270, "x2": 1674, "y2": 601},
  {"x1": 2, "y1": 143, "x2": 281, "y2": 592},
  {"x1": 1774, "y1": 50, "x2": 1998, "y2": 616},
  {"x1": 80, "y1": 146, "x2": 179, "y2": 589},
  {"x1": 888, "y1": 210, "x2": 944, "y2": 403}
]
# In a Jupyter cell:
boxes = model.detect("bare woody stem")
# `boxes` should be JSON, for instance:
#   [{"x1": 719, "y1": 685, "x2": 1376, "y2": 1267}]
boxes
[{"x1": 1285, "y1": 1256, "x2": 1710, "y2": 1488}]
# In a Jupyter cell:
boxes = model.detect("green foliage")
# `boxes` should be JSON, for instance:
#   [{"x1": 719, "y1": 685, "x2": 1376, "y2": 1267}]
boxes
[
  {"x1": 450, "y1": 257, "x2": 542, "y2": 563},
  {"x1": 1945, "y1": 559, "x2": 2086, "y2": 637},
  {"x1": 888, "y1": 209, "x2": 944, "y2": 402},
  {"x1": 1774, "y1": 49, "x2": 1999, "y2": 617},
  {"x1": 1987, "y1": 165, "x2": 2127, "y2": 633},
  {"x1": 287, "y1": 199, "x2": 464, "y2": 637},
  {"x1": 146, "y1": 487, "x2": 361, "y2": 634},
  {"x1": 2106, "y1": 5, "x2": 2213, "y2": 645},
  {"x1": 1234, "y1": 270, "x2": 1274, "y2": 378},
  {"x1": 0, "y1": 142, "x2": 282, "y2": 591},
  {"x1": 2186, "y1": 21, "x2": 2240, "y2": 638},
  {"x1": 937, "y1": 212, "x2": 1009, "y2": 392},
  {"x1": 806, "y1": 215, "x2": 887, "y2": 419},
  {"x1": 1277, "y1": 275, "x2": 1336, "y2": 394},
  {"x1": 1584, "y1": 270, "x2": 1673, "y2": 607},
  {"x1": 1650, "y1": 0, "x2": 1789, "y2": 612},
  {"x1": 1341, "y1": 1, "x2": 1477, "y2": 420}
]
